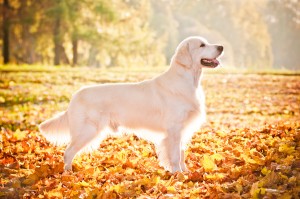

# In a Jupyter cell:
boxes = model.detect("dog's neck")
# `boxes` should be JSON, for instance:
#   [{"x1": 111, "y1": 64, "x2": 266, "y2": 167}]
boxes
[
  {"x1": 156, "y1": 61, "x2": 203, "y2": 107},
  {"x1": 175, "y1": 60, "x2": 188, "y2": 69},
  {"x1": 169, "y1": 59, "x2": 202, "y2": 89},
  {"x1": 154, "y1": 61, "x2": 202, "y2": 102}
]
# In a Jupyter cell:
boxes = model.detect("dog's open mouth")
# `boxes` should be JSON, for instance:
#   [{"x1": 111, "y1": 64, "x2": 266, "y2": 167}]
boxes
[{"x1": 201, "y1": 58, "x2": 219, "y2": 68}]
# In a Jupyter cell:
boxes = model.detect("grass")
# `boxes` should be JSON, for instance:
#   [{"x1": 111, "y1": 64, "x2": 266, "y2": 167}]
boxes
[
  {"x1": 1, "y1": 64, "x2": 299, "y2": 75},
  {"x1": 0, "y1": 65, "x2": 299, "y2": 198}
]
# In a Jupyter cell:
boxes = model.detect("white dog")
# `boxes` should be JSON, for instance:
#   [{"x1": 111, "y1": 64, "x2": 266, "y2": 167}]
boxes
[{"x1": 39, "y1": 36, "x2": 223, "y2": 173}]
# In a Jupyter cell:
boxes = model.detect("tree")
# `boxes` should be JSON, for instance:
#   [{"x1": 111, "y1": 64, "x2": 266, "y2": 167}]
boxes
[
  {"x1": 53, "y1": 12, "x2": 61, "y2": 65},
  {"x1": 0, "y1": 0, "x2": 165, "y2": 67},
  {"x1": 150, "y1": 0, "x2": 273, "y2": 69},
  {"x1": 265, "y1": 0, "x2": 300, "y2": 70},
  {"x1": 64, "y1": 0, "x2": 115, "y2": 66},
  {"x1": 47, "y1": 0, "x2": 65, "y2": 66},
  {"x1": 2, "y1": 0, "x2": 10, "y2": 64}
]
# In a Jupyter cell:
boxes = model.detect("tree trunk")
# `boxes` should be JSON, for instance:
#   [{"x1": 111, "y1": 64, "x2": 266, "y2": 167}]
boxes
[
  {"x1": 60, "y1": 45, "x2": 70, "y2": 65},
  {"x1": 53, "y1": 16, "x2": 61, "y2": 65},
  {"x1": 3, "y1": 0, "x2": 10, "y2": 64},
  {"x1": 72, "y1": 37, "x2": 78, "y2": 66}
]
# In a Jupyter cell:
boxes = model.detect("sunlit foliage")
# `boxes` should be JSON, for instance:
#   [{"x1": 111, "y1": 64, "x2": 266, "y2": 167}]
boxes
[{"x1": 1, "y1": 0, "x2": 299, "y2": 69}]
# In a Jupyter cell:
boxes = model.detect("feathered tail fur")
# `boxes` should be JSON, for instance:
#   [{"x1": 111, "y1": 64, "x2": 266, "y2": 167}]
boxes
[{"x1": 39, "y1": 111, "x2": 70, "y2": 145}]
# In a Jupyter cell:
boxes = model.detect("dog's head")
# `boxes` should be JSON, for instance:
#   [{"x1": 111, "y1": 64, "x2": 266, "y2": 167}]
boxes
[{"x1": 174, "y1": 36, "x2": 223, "y2": 69}]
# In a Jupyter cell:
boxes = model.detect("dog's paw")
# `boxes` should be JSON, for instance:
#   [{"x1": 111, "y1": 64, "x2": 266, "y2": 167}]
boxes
[
  {"x1": 180, "y1": 163, "x2": 189, "y2": 172},
  {"x1": 170, "y1": 164, "x2": 183, "y2": 173},
  {"x1": 64, "y1": 164, "x2": 72, "y2": 171}
]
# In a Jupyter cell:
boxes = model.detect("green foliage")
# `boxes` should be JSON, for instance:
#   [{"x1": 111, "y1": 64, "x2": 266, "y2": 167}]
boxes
[
  {"x1": 0, "y1": 0, "x2": 299, "y2": 69},
  {"x1": 1, "y1": 0, "x2": 165, "y2": 67}
]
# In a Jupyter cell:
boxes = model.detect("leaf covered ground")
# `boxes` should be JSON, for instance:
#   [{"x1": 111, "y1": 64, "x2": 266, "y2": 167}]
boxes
[{"x1": 0, "y1": 67, "x2": 299, "y2": 199}]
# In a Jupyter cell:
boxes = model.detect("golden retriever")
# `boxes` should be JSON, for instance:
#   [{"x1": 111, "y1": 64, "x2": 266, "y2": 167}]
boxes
[{"x1": 39, "y1": 36, "x2": 223, "y2": 173}]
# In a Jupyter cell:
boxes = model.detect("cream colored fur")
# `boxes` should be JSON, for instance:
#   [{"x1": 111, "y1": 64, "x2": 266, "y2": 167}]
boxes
[{"x1": 39, "y1": 36, "x2": 223, "y2": 173}]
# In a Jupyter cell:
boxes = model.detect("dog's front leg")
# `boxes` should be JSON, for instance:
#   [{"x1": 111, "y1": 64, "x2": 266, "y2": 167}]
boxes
[
  {"x1": 168, "y1": 133, "x2": 182, "y2": 173},
  {"x1": 180, "y1": 149, "x2": 188, "y2": 172},
  {"x1": 157, "y1": 125, "x2": 183, "y2": 173}
]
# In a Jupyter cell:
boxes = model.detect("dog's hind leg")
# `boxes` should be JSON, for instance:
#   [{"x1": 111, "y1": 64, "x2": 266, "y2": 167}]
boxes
[{"x1": 64, "y1": 121, "x2": 99, "y2": 170}]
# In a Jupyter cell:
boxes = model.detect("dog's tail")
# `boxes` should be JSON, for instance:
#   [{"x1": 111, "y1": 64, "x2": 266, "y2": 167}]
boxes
[{"x1": 39, "y1": 111, "x2": 70, "y2": 145}]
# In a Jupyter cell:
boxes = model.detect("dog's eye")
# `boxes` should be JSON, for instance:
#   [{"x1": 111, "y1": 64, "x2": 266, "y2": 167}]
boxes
[{"x1": 200, "y1": 43, "x2": 205, "y2": 47}]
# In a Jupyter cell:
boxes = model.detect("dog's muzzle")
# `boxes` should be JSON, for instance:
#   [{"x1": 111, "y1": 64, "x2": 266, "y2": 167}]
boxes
[{"x1": 201, "y1": 58, "x2": 220, "y2": 67}]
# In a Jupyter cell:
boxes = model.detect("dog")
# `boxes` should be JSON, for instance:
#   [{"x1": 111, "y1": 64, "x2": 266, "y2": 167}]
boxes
[{"x1": 39, "y1": 36, "x2": 223, "y2": 173}]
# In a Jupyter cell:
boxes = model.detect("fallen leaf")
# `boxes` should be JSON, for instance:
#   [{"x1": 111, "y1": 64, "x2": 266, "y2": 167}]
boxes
[{"x1": 202, "y1": 154, "x2": 217, "y2": 172}]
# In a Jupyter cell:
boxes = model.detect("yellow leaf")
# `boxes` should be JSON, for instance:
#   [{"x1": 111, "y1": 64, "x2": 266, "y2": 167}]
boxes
[
  {"x1": 250, "y1": 148, "x2": 265, "y2": 164},
  {"x1": 69, "y1": 190, "x2": 80, "y2": 197},
  {"x1": 241, "y1": 154, "x2": 257, "y2": 164},
  {"x1": 154, "y1": 176, "x2": 160, "y2": 184},
  {"x1": 279, "y1": 144, "x2": 295, "y2": 154},
  {"x1": 283, "y1": 155, "x2": 295, "y2": 165},
  {"x1": 187, "y1": 181, "x2": 194, "y2": 188},
  {"x1": 78, "y1": 180, "x2": 90, "y2": 187},
  {"x1": 110, "y1": 184, "x2": 125, "y2": 194},
  {"x1": 13, "y1": 129, "x2": 28, "y2": 141},
  {"x1": 250, "y1": 182, "x2": 266, "y2": 199},
  {"x1": 142, "y1": 147, "x2": 152, "y2": 157},
  {"x1": 116, "y1": 150, "x2": 127, "y2": 163},
  {"x1": 0, "y1": 96, "x2": 5, "y2": 103},
  {"x1": 202, "y1": 154, "x2": 216, "y2": 172},
  {"x1": 288, "y1": 176, "x2": 296, "y2": 183},
  {"x1": 46, "y1": 189, "x2": 63, "y2": 198},
  {"x1": 205, "y1": 173, "x2": 226, "y2": 180},
  {"x1": 260, "y1": 188, "x2": 266, "y2": 195},
  {"x1": 9, "y1": 81, "x2": 15, "y2": 87},
  {"x1": 216, "y1": 130, "x2": 227, "y2": 138},
  {"x1": 279, "y1": 174, "x2": 288, "y2": 180},
  {"x1": 167, "y1": 186, "x2": 177, "y2": 194},
  {"x1": 139, "y1": 177, "x2": 151, "y2": 186},
  {"x1": 211, "y1": 153, "x2": 224, "y2": 161},
  {"x1": 261, "y1": 167, "x2": 271, "y2": 175}
]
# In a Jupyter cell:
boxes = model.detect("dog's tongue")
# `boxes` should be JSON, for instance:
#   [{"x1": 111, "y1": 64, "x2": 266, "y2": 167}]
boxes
[{"x1": 212, "y1": 59, "x2": 219, "y2": 65}]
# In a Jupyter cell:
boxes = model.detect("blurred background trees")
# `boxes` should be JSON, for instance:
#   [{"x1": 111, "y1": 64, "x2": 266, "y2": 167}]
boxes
[{"x1": 0, "y1": 0, "x2": 299, "y2": 70}]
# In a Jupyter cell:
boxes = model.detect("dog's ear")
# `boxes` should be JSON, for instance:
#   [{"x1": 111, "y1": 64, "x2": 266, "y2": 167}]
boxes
[{"x1": 175, "y1": 42, "x2": 192, "y2": 68}]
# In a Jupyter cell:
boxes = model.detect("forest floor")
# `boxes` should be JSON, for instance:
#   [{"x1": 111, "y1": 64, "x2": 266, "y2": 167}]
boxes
[{"x1": 0, "y1": 66, "x2": 299, "y2": 198}]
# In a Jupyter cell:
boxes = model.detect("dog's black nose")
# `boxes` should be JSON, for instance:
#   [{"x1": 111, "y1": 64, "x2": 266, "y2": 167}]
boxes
[
  {"x1": 217, "y1": 45, "x2": 223, "y2": 52},
  {"x1": 217, "y1": 46, "x2": 223, "y2": 52}
]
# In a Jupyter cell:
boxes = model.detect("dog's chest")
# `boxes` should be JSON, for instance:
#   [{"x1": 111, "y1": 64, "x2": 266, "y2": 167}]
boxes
[
  {"x1": 186, "y1": 87, "x2": 206, "y2": 122},
  {"x1": 186, "y1": 100, "x2": 201, "y2": 122},
  {"x1": 174, "y1": 92, "x2": 202, "y2": 124}
]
